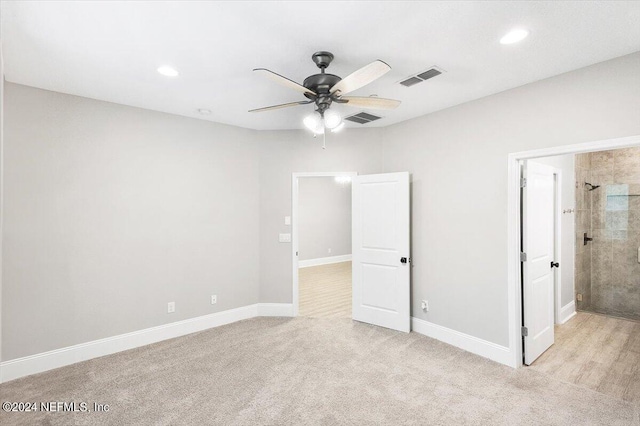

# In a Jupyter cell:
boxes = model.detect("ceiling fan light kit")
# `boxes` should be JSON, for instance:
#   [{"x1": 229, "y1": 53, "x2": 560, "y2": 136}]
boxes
[
  {"x1": 303, "y1": 111, "x2": 324, "y2": 134},
  {"x1": 331, "y1": 122, "x2": 345, "y2": 133},
  {"x1": 323, "y1": 110, "x2": 342, "y2": 129},
  {"x1": 250, "y1": 51, "x2": 401, "y2": 147}
]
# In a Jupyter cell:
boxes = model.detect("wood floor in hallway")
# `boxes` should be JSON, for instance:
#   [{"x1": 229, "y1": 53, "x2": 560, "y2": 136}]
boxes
[
  {"x1": 529, "y1": 311, "x2": 640, "y2": 404},
  {"x1": 298, "y1": 261, "x2": 351, "y2": 318}
]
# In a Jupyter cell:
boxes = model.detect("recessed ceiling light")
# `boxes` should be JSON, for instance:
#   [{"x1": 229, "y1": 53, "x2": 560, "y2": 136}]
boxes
[
  {"x1": 198, "y1": 109, "x2": 211, "y2": 115},
  {"x1": 157, "y1": 66, "x2": 179, "y2": 77},
  {"x1": 500, "y1": 29, "x2": 529, "y2": 45}
]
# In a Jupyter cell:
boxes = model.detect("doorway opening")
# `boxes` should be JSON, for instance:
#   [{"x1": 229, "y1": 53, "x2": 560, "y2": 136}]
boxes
[
  {"x1": 291, "y1": 172, "x2": 356, "y2": 318},
  {"x1": 572, "y1": 148, "x2": 640, "y2": 322},
  {"x1": 507, "y1": 135, "x2": 640, "y2": 368},
  {"x1": 512, "y1": 136, "x2": 640, "y2": 404}
]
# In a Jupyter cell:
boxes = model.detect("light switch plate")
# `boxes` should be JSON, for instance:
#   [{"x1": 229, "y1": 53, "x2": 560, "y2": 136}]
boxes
[
  {"x1": 284, "y1": 216, "x2": 291, "y2": 226},
  {"x1": 279, "y1": 233, "x2": 291, "y2": 243}
]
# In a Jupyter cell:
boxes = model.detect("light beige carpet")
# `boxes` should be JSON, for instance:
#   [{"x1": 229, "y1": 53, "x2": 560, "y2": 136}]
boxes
[
  {"x1": 298, "y1": 261, "x2": 351, "y2": 318},
  {"x1": 1, "y1": 317, "x2": 638, "y2": 425}
]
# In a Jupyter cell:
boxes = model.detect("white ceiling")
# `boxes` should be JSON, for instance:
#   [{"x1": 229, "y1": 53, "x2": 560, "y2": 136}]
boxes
[{"x1": 2, "y1": 1, "x2": 640, "y2": 130}]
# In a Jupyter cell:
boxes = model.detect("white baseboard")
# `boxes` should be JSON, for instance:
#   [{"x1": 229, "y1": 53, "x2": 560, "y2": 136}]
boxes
[
  {"x1": 0, "y1": 304, "x2": 259, "y2": 383},
  {"x1": 298, "y1": 254, "x2": 352, "y2": 268},
  {"x1": 411, "y1": 317, "x2": 512, "y2": 366},
  {"x1": 559, "y1": 301, "x2": 576, "y2": 324},
  {"x1": 257, "y1": 303, "x2": 294, "y2": 317},
  {"x1": 2, "y1": 305, "x2": 512, "y2": 383}
]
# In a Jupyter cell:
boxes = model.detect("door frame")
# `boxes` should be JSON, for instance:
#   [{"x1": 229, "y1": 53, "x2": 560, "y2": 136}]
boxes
[
  {"x1": 291, "y1": 171, "x2": 357, "y2": 317},
  {"x1": 507, "y1": 134, "x2": 640, "y2": 368},
  {"x1": 551, "y1": 167, "x2": 563, "y2": 325}
]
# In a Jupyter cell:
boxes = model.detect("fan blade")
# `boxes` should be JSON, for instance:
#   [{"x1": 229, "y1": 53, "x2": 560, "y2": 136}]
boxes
[
  {"x1": 249, "y1": 101, "x2": 312, "y2": 113},
  {"x1": 254, "y1": 68, "x2": 316, "y2": 96},
  {"x1": 330, "y1": 60, "x2": 391, "y2": 95},
  {"x1": 340, "y1": 96, "x2": 401, "y2": 110}
]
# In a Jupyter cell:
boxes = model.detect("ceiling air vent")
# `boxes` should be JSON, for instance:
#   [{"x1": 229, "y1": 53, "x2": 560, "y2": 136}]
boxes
[
  {"x1": 399, "y1": 66, "x2": 444, "y2": 87},
  {"x1": 399, "y1": 76, "x2": 423, "y2": 87},
  {"x1": 344, "y1": 112, "x2": 382, "y2": 124}
]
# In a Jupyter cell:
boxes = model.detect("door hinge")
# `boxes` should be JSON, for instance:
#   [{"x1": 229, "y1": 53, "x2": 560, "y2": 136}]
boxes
[
  {"x1": 521, "y1": 326, "x2": 528, "y2": 337},
  {"x1": 520, "y1": 252, "x2": 527, "y2": 262},
  {"x1": 520, "y1": 177, "x2": 527, "y2": 188}
]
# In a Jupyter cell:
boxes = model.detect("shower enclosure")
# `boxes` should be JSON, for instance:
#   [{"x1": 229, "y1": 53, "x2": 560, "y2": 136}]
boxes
[{"x1": 575, "y1": 147, "x2": 640, "y2": 321}]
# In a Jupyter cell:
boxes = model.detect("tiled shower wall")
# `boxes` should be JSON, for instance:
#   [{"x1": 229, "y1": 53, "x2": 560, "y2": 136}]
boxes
[
  {"x1": 575, "y1": 154, "x2": 592, "y2": 310},
  {"x1": 575, "y1": 148, "x2": 640, "y2": 320}
]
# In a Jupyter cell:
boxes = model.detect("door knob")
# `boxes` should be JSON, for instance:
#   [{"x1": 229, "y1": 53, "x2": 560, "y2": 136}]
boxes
[
  {"x1": 551, "y1": 261, "x2": 560, "y2": 268},
  {"x1": 400, "y1": 257, "x2": 408, "y2": 264}
]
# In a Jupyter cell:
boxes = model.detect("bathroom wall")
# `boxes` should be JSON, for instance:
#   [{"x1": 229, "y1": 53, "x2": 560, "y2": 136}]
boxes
[
  {"x1": 578, "y1": 147, "x2": 640, "y2": 320},
  {"x1": 575, "y1": 153, "x2": 592, "y2": 309}
]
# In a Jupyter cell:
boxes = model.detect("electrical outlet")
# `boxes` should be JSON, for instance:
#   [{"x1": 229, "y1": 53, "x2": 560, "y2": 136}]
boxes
[
  {"x1": 328, "y1": 248, "x2": 332, "y2": 254},
  {"x1": 421, "y1": 300, "x2": 429, "y2": 311},
  {"x1": 211, "y1": 295, "x2": 217, "y2": 305},
  {"x1": 167, "y1": 302, "x2": 175, "y2": 313},
  {"x1": 576, "y1": 293, "x2": 583, "y2": 302}
]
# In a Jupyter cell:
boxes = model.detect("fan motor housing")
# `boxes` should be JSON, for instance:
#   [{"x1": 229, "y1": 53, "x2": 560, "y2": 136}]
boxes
[{"x1": 303, "y1": 73, "x2": 341, "y2": 99}]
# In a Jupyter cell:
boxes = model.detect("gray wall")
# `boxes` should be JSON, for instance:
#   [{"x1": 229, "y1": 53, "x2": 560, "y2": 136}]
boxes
[
  {"x1": 2, "y1": 84, "x2": 385, "y2": 360},
  {"x1": 3, "y1": 51, "x2": 639, "y2": 361},
  {"x1": 2, "y1": 83, "x2": 261, "y2": 360},
  {"x1": 532, "y1": 154, "x2": 576, "y2": 309},
  {"x1": 258, "y1": 129, "x2": 384, "y2": 304},
  {"x1": 298, "y1": 177, "x2": 351, "y2": 261},
  {"x1": 380, "y1": 52, "x2": 640, "y2": 347}
]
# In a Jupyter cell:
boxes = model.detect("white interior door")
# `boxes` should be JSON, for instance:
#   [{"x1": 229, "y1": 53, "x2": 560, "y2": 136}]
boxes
[
  {"x1": 523, "y1": 161, "x2": 556, "y2": 365},
  {"x1": 352, "y1": 172, "x2": 410, "y2": 332}
]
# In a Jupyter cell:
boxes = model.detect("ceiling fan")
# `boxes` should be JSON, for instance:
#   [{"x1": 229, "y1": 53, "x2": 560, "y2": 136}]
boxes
[{"x1": 250, "y1": 51, "x2": 401, "y2": 134}]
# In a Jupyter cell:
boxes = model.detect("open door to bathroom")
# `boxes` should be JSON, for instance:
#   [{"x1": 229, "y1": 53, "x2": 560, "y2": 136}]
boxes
[{"x1": 522, "y1": 161, "x2": 558, "y2": 365}]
